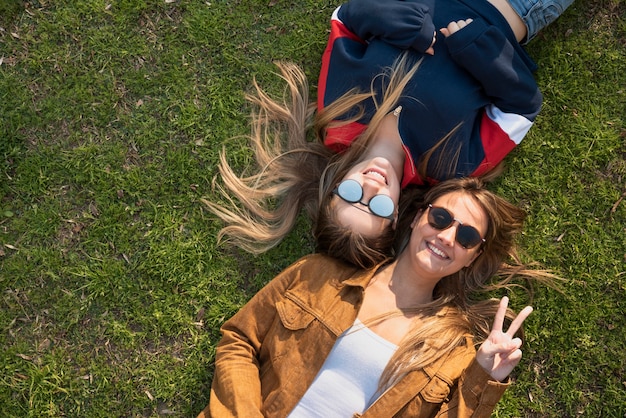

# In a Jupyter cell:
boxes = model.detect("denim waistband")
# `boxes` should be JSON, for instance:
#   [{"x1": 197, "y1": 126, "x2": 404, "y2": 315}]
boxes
[{"x1": 507, "y1": 0, "x2": 575, "y2": 43}]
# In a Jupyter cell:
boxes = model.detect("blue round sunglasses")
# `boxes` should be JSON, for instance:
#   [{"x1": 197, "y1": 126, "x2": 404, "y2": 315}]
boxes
[{"x1": 332, "y1": 179, "x2": 395, "y2": 220}]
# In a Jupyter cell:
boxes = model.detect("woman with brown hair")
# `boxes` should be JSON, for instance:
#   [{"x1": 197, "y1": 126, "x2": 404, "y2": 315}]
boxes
[{"x1": 200, "y1": 177, "x2": 555, "y2": 417}]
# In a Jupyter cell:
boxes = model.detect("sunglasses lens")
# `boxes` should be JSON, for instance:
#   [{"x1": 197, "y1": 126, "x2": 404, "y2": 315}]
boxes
[
  {"x1": 369, "y1": 195, "x2": 395, "y2": 218},
  {"x1": 428, "y1": 207, "x2": 454, "y2": 229},
  {"x1": 456, "y1": 226, "x2": 483, "y2": 249},
  {"x1": 337, "y1": 179, "x2": 362, "y2": 203},
  {"x1": 428, "y1": 206, "x2": 483, "y2": 249}
]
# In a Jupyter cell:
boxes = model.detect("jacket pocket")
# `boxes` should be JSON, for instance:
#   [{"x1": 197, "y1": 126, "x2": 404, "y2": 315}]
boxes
[
  {"x1": 420, "y1": 376, "x2": 451, "y2": 403},
  {"x1": 275, "y1": 299, "x2": 315, "y2": 330}
]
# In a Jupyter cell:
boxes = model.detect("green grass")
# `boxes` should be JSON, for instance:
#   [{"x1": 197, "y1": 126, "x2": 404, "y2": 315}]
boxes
[{"x1": 0, "y1": 0, "x2": 624, "y2": 416}]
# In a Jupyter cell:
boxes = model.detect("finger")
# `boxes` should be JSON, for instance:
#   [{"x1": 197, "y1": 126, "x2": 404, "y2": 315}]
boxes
[
  {"x1": 447, "y1": 21, "x2": 460, "y2": 34},
  {"x1": 440, "y1": 28, "x2": 450, "y2": 37},
  {"x1": 499, "y1": 338, "x2": 523, "y2": 355},
  {"x1": 456, "y1": 19, "x2": 473, "y2": 30},
  {"x1": 500, "y1": 348, "x2": 523, "y2": 364},
  {"x1": 494, "y1": 349, "x2": 523, "y2": 379},
  {"x1": 491, "y1": 296, "x2": 509, "y2": 333},
  {"x1": 482, "y1": 336, "x2": 522, "y2": 358},
  {"x1": 506, "y1": 306, "x2": 533, "y2": 337}
]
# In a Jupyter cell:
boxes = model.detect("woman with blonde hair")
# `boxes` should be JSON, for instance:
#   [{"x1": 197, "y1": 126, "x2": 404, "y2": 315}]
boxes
[
  {"x1": 204, "y1": 0, "x2": 573, "y2": 267},
  {"x1": 200, "y1": 177, "x2": 555, "y2": 417},
  {"x1": 205, "y1": 59, "x2": 417, "y2": 268}
]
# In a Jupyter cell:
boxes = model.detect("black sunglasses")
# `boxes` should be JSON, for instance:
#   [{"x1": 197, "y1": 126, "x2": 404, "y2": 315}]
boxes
[
  {"x1": 427, "y1": 204, "x2": 485, "y2": 249},
  {"x1": 332, "y1": 179, "x2": 395, "y2": 220}
]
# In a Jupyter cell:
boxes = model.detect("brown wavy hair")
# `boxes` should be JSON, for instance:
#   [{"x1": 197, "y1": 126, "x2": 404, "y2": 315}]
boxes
[{"x1": 370, "y1": 177, "x2": 558, "y2": 389}]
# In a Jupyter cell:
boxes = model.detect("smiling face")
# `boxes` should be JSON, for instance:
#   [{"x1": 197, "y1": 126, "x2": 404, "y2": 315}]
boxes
[
  {"x1": 402, "y1": 191, "x2": 488, "y2": 283},
  {"x1": 330, "y1": 156, "x2": 402, "y2": 238}
]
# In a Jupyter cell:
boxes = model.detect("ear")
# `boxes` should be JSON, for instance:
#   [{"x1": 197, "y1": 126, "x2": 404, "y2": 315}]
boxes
[{"x1": 464, "y1": 249, "x2": 483, "y2": 268}]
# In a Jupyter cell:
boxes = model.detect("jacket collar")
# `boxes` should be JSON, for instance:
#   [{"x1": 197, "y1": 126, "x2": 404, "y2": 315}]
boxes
[{"x1": 336, "y1": 259, "x2": 391, "y2": 290}]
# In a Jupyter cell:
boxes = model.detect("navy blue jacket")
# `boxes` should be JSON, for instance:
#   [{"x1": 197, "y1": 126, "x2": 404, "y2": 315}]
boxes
[{"x1": 318, "y1": 0, "x2": 541, "y2": 185}]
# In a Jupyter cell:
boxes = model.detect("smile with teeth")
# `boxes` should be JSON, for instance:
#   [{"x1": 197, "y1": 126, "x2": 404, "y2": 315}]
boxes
[
  {"x1": 427, "y1": 242, "x2": 449, "y2": 259},
  {"x1": 364, "y1": 170, "x2": 387, "y2": 184}
]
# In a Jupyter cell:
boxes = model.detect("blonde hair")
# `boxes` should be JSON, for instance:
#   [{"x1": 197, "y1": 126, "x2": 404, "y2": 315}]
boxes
[
  {"x1": 203, "y1": 56, "x2": 506, "y2": 267},
  {"x1": 202, "y1": 62, "x2": 329, "y2": 253},
  {"x1": 203, "y1": 56, "x2": 425, "y2": 267}
]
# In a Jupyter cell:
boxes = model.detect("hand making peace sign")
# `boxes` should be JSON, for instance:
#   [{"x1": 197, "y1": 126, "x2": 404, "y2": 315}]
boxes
[{"x1": 476, "y1": 296, "x2": 534, "y2": 382}]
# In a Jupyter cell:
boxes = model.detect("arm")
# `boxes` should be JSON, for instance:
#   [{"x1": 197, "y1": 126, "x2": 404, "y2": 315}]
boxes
[
  {"x1": 445, "y1": 297, "x2": 532, "y2": 417},
  {"x1": 441, "y1": 18, "x2": 541, "y2": 120},
  {"x1": 439, "y1": 358, "x2": 509, "y2": 418},
  {"x1": 205, "y1": 259, "x2": 306, "y2": 418},
  {"x1": 318, "y1": 0, "x2": 435, "y2": 151},
  {"x1": 337, "y1": 0, "x2": 436, "y2": 53},
  {"x1": 435, "y1": 297, "x2": 531, "y2": 417},
  {"x1": 441, "y1": 19, "x2": 542, "y2": 174}
]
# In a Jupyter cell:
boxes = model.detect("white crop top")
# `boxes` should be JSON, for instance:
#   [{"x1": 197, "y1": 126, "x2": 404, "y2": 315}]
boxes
[{"x1": 287, "y1": 318, "x2": 398, "y2": 417}]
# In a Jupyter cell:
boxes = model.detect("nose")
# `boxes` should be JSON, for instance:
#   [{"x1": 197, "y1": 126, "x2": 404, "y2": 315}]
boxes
[
  {"x1": 437, "y1": 224, "x2": 458, "y2": 247},
  {"x1": 360, "y1": 179, "x2": 384, "y2": 203}
]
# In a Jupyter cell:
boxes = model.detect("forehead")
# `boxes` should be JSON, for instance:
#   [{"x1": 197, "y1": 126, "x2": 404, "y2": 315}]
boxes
[{"x1": 430, "y1": 192, "x2": 488, "y2": 233}]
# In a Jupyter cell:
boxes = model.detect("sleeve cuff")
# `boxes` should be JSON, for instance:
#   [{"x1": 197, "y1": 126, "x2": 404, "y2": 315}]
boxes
[
  {"x1": 412, "y1": 15, "x2": 435, "y2": 52},
  {"x1": 462, "y1": 359, "x2": 510, "y2": 407}
]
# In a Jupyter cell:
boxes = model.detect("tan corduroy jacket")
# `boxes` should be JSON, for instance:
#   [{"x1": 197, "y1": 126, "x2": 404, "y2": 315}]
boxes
[{"x1": 199, "y1": 254, "x2": 509, "y2": 418}]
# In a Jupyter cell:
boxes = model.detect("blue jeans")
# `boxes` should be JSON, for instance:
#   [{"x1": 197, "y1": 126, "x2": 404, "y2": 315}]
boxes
[{"x1": 507, "y1": 0, "x2": 575, "y2": 43}]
